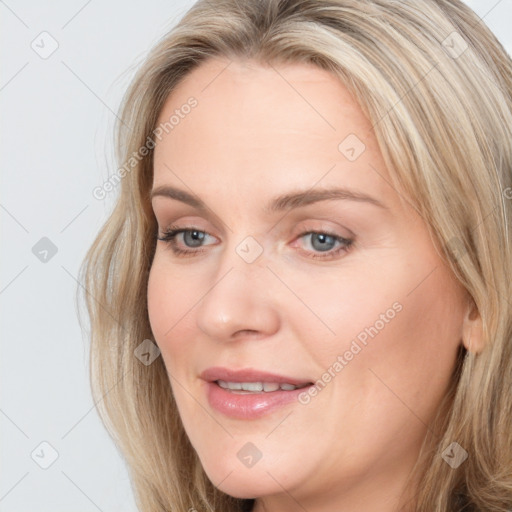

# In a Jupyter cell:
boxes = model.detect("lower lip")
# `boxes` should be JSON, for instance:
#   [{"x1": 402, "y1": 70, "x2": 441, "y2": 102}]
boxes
[{"x1": 205, "y1": 381, "x2": 311, "y2": 419}]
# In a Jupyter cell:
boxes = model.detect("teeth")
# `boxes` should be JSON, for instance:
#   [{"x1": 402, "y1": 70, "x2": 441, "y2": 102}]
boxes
[
  {"x1": 217, "y1": 380, "x2": 302, "y2": 392},
  {"x1": 241, "y1": 382, "x2": 263, "y2": 392}
]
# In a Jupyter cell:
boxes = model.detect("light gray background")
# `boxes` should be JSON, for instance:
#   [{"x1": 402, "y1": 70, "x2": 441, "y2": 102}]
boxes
[{"x1": 1, "y1": 1, "x2": 510, "y2": 511}]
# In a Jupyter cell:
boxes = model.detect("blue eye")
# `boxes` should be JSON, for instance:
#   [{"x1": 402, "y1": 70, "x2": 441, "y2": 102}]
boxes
[
  {"x1": 295, "y1": 231, "x2": 353, "y2": 260},
  {"x1": 157, "y1": 227, "x2": 215, "y2": 256},
  {"x1": 179, "y1": 230, "x2": 206, "y2": 248},
  {"x1": 306, "y1": 233, "x2": 337, "y2": 252},
  {"x1": 156, "y1": 227, "x2": 353, "y2": 260}
]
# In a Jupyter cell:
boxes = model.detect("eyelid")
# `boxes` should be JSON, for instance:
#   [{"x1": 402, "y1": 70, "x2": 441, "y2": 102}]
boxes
[{"x1": 157, "y1": 225, "x2": 218, "y2": 245}]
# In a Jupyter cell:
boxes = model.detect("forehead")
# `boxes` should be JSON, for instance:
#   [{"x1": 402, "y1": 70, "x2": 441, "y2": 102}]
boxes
[{"x1": 152, "y1": 57, "x2": 398, "y2": 214}]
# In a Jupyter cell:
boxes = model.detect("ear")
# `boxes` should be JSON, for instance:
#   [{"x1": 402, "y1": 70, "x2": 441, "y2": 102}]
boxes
[{"x1": 461, "y1": 298, "x2": 484, "y2": 354}]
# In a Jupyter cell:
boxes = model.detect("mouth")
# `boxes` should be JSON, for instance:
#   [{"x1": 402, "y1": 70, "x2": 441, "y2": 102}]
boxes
[
  {"x1": 215, "y1": 380, "x2": 311, "y2": 393},
  {"x1": 200, "y1": 367, "x2": 314, "y2": 419}
]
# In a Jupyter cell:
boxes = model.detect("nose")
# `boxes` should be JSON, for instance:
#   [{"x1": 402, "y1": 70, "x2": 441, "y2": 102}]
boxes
[{"x1": 195, "y1": 248, "x2": 280, "y2": 342}]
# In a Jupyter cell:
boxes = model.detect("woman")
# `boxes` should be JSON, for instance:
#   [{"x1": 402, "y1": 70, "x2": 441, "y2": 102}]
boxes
[{"x1": 80, "y1": 0, "x2": 512, "y2": 510}]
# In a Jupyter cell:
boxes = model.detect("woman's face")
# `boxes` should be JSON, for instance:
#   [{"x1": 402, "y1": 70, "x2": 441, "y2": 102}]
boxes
[{"x1": 148, "y1": 57, "x2": 469, "y2": 510}]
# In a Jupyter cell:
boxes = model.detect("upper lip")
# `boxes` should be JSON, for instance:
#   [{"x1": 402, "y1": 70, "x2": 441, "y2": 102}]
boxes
[{"x1": 200, "y1": 366, "x2": 313, "y2": 386}]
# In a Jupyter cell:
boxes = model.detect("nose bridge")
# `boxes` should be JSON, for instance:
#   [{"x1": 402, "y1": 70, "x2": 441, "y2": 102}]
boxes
[{"x1": 195, "y1": 235, "x2": 280, "y2": 340}]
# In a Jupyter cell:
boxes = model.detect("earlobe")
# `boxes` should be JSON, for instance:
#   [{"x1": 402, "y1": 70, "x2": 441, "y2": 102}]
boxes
[{"x1": 461, "y1": 300, "x2": 484, "y2": 354}]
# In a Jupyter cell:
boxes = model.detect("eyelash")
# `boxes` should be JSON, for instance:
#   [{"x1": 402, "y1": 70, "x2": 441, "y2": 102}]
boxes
[{"x1": 156, "y1": 225, "x2": 354, "y2": 260}]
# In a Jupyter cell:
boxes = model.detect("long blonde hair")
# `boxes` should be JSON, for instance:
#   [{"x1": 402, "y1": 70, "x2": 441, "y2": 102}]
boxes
[{"x1": 79, "y1": 1, "x2": 512, "y2": 510}]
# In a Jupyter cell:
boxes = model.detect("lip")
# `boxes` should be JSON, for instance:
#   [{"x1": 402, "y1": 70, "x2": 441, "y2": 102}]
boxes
[
  {"x1": 200, "y1": 366, "x2": 313, "y2": 420},
  {"x1": 200, "y1": 366, "x2": 312, "y2": 386}
]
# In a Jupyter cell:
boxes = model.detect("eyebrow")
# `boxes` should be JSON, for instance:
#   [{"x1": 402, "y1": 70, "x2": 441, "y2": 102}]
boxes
[{"x1": 150, "y1": 185, "x2": 388, "y2": 212}]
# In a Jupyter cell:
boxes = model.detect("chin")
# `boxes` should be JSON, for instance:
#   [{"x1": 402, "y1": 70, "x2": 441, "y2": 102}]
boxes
[
  {"x1": 200, "y1": 457, "x2": 290, "y2": 499},
  {"x1": 212, "y1": 475, "x2": 275, "y2": 500}
]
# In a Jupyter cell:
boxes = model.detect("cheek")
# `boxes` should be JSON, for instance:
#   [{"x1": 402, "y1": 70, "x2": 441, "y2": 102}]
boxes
[
  {"x1": 147, "y1": 261, "x2": 200, "y2": 418},
  {"x1": 147, "y1": 261, "x2": 171, "y2": 343},
  {"x1": 274, "y1": 259, "x2": 407, "y2": 370},
  {"x1": 286, "y1": 266, "x2": 465, "y2": 473},
  {"x1": 147, "y1": 259, "x2": 191, "y2": 364},
  {"x1": 147, "y1": 256, "x2": 213, "y2": 390},
  {"x1": 147, "y1": 256, "x2": 197, "y2": 337},
  {"x1": 299, "y1": 253, "x2": 465, "y2": 408}
]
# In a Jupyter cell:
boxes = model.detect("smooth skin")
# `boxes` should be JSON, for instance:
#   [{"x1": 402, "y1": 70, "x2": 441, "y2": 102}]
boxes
[{"x1": 147, "y1": 57, "x2": 482, "y2": 512}]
